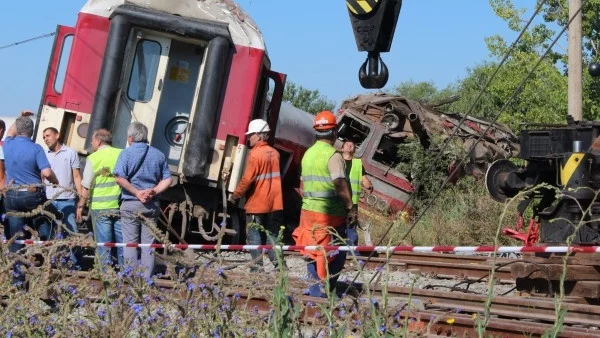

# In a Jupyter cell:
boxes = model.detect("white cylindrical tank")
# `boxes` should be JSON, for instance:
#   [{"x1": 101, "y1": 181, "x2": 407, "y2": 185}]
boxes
[{"x1": 275, "y1": 102, "x2": 314, "y2": 149}]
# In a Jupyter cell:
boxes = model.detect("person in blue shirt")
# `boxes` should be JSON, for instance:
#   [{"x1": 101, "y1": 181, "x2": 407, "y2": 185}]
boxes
[
  {"x1": 114, "y1": 122, "x2": 172, "y2": 279},
  {"x1": 0, "y1": 119, "x2": 6, "y2": 226},
  {"x1": 3, "y1": 111, "x2": 60, "y2": 286}
]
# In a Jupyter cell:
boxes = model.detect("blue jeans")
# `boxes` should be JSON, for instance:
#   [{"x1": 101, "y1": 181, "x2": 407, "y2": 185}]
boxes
[
  {"x1": 52, "y1": 199, "x2": 83, "y2": 267},
  {"x1": 306, "y1": 225, "x2": 347, "y2": 297},
  {"x1": 4, "y1": 189, "x2": 60, "y2": 284},
  {"x1": 5, "y1": 190, "x2": 59, "y2": 252},
  {"x1": 91, "y1": 209, "x2": 124, "y2": 266},
  {"x1": 246, "y1": 213, "x2": 281, "y2": 271}
]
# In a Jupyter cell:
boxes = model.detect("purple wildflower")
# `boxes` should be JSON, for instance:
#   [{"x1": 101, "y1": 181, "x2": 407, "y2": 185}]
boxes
[
  {"x1": 45, "y1": 325, "x2": 55, "y2": 336},
  {"x1": 132, "y1": 304, "x2": 143, "y2": 314},
  {"x1": 96, "y1": 308, "x2": 106, "y2": 319},
  {"x1": 28, "y1": 315, "x2": 39, "y2": 325}
]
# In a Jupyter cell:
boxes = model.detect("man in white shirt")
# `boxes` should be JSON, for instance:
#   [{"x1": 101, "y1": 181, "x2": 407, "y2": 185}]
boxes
[{"x1": 43, "y1": 127, "x2": 83, "y2": 268}]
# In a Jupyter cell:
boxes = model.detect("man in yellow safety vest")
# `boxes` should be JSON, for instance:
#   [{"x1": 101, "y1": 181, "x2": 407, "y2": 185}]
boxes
[
  {"x1": 341, "y1": 140, "x2": 373, "y2": 248},
  {"x1": 293, "y1": 110, "x2": 355, "y2": 297},
  {"x1": 77, "y1": 129, "x2": 123, "y2": 267}
]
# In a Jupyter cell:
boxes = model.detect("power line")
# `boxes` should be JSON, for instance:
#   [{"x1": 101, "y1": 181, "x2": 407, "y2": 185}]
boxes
[
  {"x1": 0, "y1": 32, "x2": 56, "y2": 51},
  {"x1": 351, "y1": 0, "x2": 589, "y2": 294},
  {"x1": 400, "y1": 0, "x2": 587, "y2": 243},
  {"x1": 340, "y1": 0, "x2": 559, "y2": 296}
]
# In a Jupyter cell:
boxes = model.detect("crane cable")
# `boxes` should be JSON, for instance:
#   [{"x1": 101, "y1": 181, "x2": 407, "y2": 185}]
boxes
[
  {"x1": 375, "y1": 0, "x2": 550, "y2": 251},
  {"x1": 360, "y1": 0, "x2": 589, "y2": 289},
  {"x1": 339, "y1": 0, "x2": 553, "y2": 295},
  {"x1": 0, "y1": 32, "x2": 55, "y2": 51},
  {"x1": 400, "y1": 0, "x2": 587, "y2": 242}
]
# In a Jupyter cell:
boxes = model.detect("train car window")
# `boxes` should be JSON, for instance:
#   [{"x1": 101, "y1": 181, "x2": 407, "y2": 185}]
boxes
[
  {"x1": 337, "y1": 115, "x2": 370, "y2": 148},
  {"x1": 54, "y1": 35, "x2": 73, "y2": 94},
  {"x1": 252, "y1": 73, "x2": 269, "y2": 120},
  {"x1": 372, "y1": 134, "x2": 402, "y2": 168},
  {"x1": 127, "y1": 40, "x2": 162, "y2": 102}
]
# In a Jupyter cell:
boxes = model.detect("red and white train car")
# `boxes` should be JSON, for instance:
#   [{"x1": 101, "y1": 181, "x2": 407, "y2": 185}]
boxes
[{"x1": 36, "y1": 0, "x2": 315, "y2": 242}]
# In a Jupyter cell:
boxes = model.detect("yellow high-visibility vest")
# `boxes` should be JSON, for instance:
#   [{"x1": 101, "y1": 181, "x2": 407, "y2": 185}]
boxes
[
  {"x1": 348, "y1": 158, "x2": 363, "y2": 204},
  {"x1": 88, "y1": 146, "x2": 122, "y2": 210},
  {"x1": 301, "y1": 141, "x2": 346, "y2": 217}
]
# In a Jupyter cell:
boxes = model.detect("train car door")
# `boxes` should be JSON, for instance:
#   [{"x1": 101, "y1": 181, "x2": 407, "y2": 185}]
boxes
[
  {"x1": 150, "y1": 40, "x2": 204, "y2": 170},
  {"x1": 112, "y1": 32, "x2": 171, "y2": 148}
]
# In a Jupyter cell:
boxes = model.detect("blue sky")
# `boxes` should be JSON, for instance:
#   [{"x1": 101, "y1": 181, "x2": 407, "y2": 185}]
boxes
[{"x1": 0, "y1": 1, "x2": 527, "y2": 116}]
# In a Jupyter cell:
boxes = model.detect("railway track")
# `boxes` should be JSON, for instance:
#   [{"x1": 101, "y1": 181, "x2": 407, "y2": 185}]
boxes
[
  {"x1": 286, "y1": 251, "x2": 516, "y2": 283},
  {"x1": 43, "y1": 267, "x2": 600, "y2": 337},
  {"x1": 353, "y1": 252, "x2": 515, "y2": 283},
  {"x1": 6, "y1": 247, "x2": 600, "y2": 336}
]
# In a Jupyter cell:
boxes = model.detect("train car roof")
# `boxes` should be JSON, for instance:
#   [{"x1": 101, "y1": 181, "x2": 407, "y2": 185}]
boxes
[{"x1": 81, "y1": 0, "x2": 265, "y2": 49}]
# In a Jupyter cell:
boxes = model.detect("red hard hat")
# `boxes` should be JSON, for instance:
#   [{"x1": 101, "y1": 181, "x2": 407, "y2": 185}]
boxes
[{"x1": 313, "y1": 111, "x2": 337, "y2": 131}]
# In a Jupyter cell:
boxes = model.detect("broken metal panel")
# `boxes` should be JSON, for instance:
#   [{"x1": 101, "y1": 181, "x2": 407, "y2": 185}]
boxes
[
  {"x1": 336, "y1": 93, "x2": 520, "y2": 216},
  {"x1": 339, "y1": 93, "x2": 520, "y2": 166}
]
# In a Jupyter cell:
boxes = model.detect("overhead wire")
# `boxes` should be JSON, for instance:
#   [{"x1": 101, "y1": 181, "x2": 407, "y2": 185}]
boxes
[
  {"x1": 399, "y1": 0, "x2": 587, "y2": 243},
  {"x1": 339, "y1": 0, "x2": 560, "y2": 295},
  {"x1": 357, "y1": 0, "x2": 590, "y2": 288},
  {"x1": 376, "y1": 0, "x2": 549, "y2": 250},
  {"x1": 0, "y1": 32, "x2": 56, "y2": 51}
]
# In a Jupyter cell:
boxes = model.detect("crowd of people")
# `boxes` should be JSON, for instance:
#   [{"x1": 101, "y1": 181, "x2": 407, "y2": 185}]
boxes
[
  {"x1": 1, "y1": 111, "x2": 170, "y2": 285},
  {"x1": 2, "y1": 110, "x2": 372, "y2": 296}
]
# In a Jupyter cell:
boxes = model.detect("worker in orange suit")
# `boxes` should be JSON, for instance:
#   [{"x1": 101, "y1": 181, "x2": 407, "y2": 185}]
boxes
[
  {"x1": 230, "y1": 119, "x2": 285, "y2": 272},
  {"x1": 293, "y1": 111, "x2": 355, "y2": 297}
]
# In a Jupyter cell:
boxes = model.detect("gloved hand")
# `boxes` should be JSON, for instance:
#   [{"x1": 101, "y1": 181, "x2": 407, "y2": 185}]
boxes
[
  {"x1": 227, "y1": 195, "x2": 236, "y2": 205},
  {"x1": 347, "y1": 207, "x2": 358, "y2": 226}
]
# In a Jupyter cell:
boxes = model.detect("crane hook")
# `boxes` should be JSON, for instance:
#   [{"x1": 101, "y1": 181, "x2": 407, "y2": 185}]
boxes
[{"x1": 359, "y1": 51, "x2": 389, "y2": 89}]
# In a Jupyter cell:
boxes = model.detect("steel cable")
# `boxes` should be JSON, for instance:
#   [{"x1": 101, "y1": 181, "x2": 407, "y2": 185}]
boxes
[
  {"x1": 359, "y1": 0, "x2": 589, "y2": 289},
  {"x1": 0, "y1": 32, "x2": 55, "y2": 50},
  {"x1": 339, "y1": 0, "x2": 562, "y2": 295},
  {"x1": 400, "y1": 0, "x2": 587, "y2": 243}
]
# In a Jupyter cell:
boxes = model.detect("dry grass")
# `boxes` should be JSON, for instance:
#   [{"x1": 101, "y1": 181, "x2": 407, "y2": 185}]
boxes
[
  {"x1": 364, "y1": 177, "x2": 520, "y2": 246},
  {"x1": 0, "y1": 181, "x2": 569, "y2": 337}
]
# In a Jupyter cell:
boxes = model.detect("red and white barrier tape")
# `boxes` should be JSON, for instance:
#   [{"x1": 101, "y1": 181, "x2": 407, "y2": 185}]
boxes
[{"x1": 4, "y1": 240, "x2": 600, "y2": 253}]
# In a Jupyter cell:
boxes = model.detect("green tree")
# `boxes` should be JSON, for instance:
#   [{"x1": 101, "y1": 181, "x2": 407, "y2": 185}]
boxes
[
  {"x1": 449, "y1": 56, "x2": 568, "y2": 132},
  {"x1": 392, "y1": 80, "x2": 458, "y2": 104},
  {"x1": 479, "y1": 0, "x2": 600, "y2": 123},
  {"x1": 282, "y1": 82, "x2": 335, "y2": 115}
]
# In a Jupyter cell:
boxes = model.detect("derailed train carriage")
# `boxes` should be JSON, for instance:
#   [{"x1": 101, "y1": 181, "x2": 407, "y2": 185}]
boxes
[{"x1": 35, "y1": 0, "x2": 314, "y2": 242}]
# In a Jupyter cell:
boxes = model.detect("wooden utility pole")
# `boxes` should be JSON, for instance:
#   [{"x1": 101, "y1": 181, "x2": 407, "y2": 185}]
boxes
[{"x1": 568, "y1": 0, "x2": 583, "y2": 121}]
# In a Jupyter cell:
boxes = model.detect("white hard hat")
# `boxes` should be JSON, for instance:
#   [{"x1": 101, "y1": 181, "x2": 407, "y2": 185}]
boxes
[{"x1": 245, "y1": 119, "x2": 270, "y2": 135}]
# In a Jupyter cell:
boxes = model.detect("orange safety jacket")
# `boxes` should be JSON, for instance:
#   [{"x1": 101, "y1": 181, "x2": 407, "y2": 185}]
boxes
[
  {"x1": 292, "y1": 209, "x2": 345, "y2": 279},
  {"x1": 233, "y1": 141, "x2": 283, "y2": 214}
]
